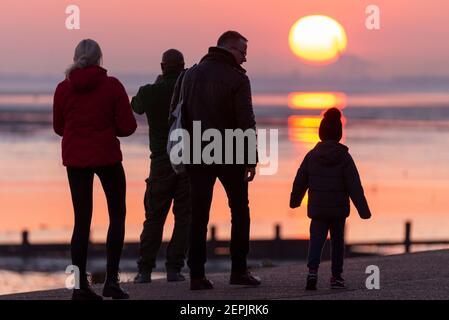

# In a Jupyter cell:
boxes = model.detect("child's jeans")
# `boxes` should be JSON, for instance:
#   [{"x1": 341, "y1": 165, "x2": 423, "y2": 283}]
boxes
[{"x1": 307, "y1": 218, "x2": 346, "y2": 277}]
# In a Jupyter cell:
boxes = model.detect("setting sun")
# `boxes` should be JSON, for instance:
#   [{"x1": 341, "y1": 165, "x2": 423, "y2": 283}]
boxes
[
  {"x1": 289, "y1": 15, "x2": 347, "y2": 65},
  {"x1": 288, "y1": 92, "x2": 347, "y2": 110}
]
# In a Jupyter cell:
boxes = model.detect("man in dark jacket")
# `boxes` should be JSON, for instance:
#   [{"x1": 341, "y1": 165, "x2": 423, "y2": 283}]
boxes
[
  {"x1": 172, "y1": 31, "x2": 260, "y2": 290},
  {"x1": 131, "y1": 49, "x2": 191, "y2": 283},
  {"x1": 290, "y1": 108, "x2": 371, "y2": 290}
]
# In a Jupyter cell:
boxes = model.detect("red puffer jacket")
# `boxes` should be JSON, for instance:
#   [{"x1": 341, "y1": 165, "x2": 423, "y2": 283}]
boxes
[{"x1": 53, "y1": 66, "x2": 137, "y2": 168}]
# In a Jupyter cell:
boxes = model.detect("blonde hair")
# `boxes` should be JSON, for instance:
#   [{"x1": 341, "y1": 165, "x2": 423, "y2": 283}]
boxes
[{"x1": 65, "y1": 39, "x2": 103, "y2": 77}]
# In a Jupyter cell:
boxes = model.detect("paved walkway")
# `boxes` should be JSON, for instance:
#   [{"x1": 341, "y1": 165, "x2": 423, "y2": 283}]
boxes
[{"x1": 2, "y1": 249, "x2": 449, "y2": 300}]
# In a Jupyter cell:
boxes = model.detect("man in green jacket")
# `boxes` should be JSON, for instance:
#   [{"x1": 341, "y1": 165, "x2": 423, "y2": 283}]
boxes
[{"x1": 132, "y1": 49, "x2": 191, "y2": 283}]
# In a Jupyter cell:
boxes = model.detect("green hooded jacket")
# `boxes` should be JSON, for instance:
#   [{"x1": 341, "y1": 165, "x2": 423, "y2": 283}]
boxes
[{"x1": 131, "y1": 71, "x2": 182, "y2": 167}]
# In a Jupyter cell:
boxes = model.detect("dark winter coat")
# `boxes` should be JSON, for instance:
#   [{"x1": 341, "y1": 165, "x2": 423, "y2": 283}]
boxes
[
  {"x1": 171, "y1": 47, "x2": 257, "y2": 167},
  {"x1": 53, "y1": 66, "x2": 137, "y2": 167},
  {"x1": 131, "y1": 71, "x2": 182, "y2": 167},
  {"x1": 290, "y1": 141, "x2": 371, "y2": 220}
]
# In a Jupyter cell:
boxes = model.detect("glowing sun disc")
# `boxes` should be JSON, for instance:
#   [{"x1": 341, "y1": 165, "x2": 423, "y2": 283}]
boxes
[{"x1": 289, "y1": 15, "x2": 347, "y2": 64}]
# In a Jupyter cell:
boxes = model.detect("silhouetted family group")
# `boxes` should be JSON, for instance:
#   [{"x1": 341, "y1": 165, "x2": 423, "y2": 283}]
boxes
[{"x1": 53, "y1": 31, "x2": 371, "y2": 300}]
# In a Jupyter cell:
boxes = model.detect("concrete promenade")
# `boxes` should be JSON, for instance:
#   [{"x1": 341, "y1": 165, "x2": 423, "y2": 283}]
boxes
[{"x1": 2, "y1": 249, "x2": 449, "y2": 300}]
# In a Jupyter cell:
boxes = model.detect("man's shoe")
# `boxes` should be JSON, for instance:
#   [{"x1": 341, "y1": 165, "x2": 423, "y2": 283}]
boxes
[
  {"x1": 103, "y1": 274, "x2": 130, "y2": 300},
  {"x1": 167, "y1": 271, "x2": 186, "y2": 282},
  {"x1": 134, "y1": 271, "x2": 152, "y2": 284},
  {"x1": 305, "y1": 273, "x2": 318, "y2": 291},
  {"x1": 230, "y1": 270, "x2": 261, "y2": 286},
  {"x1": 330, "y1": 276, "x2": 346, "y2": 289},
  {"x1": 190, "y1": 277, "x2": 214, "y2": 290},
  {"x1": 72, "y1": 287, "x2": 103, "y2": 300}
]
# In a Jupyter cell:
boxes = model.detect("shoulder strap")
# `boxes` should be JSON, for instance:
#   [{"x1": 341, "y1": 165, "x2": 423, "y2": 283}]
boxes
[{"x1": 178, "y1": 64, "x2": 196, "y2": 102}]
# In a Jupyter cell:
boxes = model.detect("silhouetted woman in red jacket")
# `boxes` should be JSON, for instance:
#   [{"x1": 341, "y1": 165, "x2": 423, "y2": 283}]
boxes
[{"x1": 53, "y1": 39, "x2": 137, "y2": 300}]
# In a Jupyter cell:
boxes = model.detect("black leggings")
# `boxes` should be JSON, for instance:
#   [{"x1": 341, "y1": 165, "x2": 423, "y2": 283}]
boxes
[{"x1": 67, "y1": 162, "x2": 127, "y2": 279}]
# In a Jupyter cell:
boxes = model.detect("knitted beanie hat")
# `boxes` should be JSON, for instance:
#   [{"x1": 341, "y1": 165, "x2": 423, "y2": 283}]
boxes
[{"x1": 319, "y1": 108, "x2": 343, "y2": 142}]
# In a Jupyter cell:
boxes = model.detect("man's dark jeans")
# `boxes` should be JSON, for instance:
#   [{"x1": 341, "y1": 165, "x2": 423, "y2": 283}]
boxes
[
  {"x1": 307, "y1": 218, "x2": 346, "y2": 277},
  {"x1": 137, "y1": 160, "x2": 191, "y2": 273},
  {"x1": 187, "y1": 165, "x2": 250, "y2": 278}
]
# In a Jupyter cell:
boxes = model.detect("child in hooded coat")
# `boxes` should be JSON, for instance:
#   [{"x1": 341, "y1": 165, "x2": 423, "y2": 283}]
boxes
[{"x1": 290, "y1": 108, "x2": 372, "y2": 290}]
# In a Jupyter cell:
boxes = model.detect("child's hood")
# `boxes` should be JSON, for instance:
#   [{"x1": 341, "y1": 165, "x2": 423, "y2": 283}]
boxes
[{"x1": 310, "y1": 141, "x2": 349, "y2": 166}]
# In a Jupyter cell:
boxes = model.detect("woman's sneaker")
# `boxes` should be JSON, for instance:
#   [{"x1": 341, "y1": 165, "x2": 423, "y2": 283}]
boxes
[
  {"x1": 134, "y1": 271, "x2": 151, "y2": 284},
  {"x1": 103, "y1": 274, "x2": 130, "y2": 299},
  {"x1": 190, "y1": 277, "x2": 214, "y2": 290},
  {"x1": 72, "y1": 273, "x2": 103, "y2": 300},
  {"x1": 305, "y1": 273, "x2": 318, "y2": 291},
  {"x1": 230, "y1": 270, "x2": 261, "y2": 286},
  {"x1": 167, "y1": 271, "x2": 186, "y2": 282},
  {"x1": 330, "y1": 276, "x2": 346, "y2": 289},
  {"x1": 72, "y1": 287, "x2": 103, "y2": 300}
]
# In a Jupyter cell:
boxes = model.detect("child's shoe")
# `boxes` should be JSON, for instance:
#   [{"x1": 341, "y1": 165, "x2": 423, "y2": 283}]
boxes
[{"x1": 330, "y1": 275, "x2": 346, "y2": 289}]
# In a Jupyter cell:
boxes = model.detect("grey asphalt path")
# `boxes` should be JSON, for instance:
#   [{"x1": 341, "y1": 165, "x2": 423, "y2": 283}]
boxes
[{"x1": 2, "y1": 249, "x2": 449, "y2": 300}]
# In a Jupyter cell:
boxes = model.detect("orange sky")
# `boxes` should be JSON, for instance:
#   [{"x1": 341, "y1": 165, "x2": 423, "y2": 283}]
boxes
[{"x1": 1, "y1": 0, "x2": 449, "y2": 78}]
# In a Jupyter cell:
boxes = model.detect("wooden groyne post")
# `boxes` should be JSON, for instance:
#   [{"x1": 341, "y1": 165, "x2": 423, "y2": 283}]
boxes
[
  {"x1": 210, "y1": 225, "x2": 217, "y2": 242},
  {"x1": 21, "y1": 229, "x2": 30, "y2": 257},
  {"x1": 405, "y1": 221, "x2": 412, "y2": 253},
  {"x1": 21, "y1": 230, "x2": 30, "y2": 246},
  {"x1": 275, "y1": 224, "x2": 281, "y2": 241}
]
